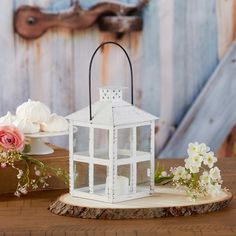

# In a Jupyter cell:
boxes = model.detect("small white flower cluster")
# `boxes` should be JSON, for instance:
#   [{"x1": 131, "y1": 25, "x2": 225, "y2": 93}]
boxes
[
  {"x1": 186, "y1": 143, "x2": 217, "y2": 171},
  {"x1": 0, "y1": 151, "x2": 10, "y2": 168},
  {"x1": 0, "y1": 146, "x2": 68, "y2": 197},
  {"x1": 17, "y1": 169, "x2": 23, "y2": 179},
  {"x1": 14, "y1": 186, "x2": 28, "y2": 197},
  {"x1": 170, "y1": 142, "x2": 223, "y2": 199}
]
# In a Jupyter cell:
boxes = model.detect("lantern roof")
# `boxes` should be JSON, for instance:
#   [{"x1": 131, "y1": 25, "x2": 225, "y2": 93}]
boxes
[{"x1": 66, "y1": 88, "x2": 158, "y2": 127}]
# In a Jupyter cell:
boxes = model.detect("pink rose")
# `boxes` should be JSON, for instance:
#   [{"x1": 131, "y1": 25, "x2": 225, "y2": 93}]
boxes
[{"x1": 0, "y1": 125, "x2": 25, "y2": 151}]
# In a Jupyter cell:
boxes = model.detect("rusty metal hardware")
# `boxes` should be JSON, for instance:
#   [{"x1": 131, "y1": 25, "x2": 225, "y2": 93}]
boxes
[{"x1": 14, "y1": 0, "x2": 148, "y2": 39}]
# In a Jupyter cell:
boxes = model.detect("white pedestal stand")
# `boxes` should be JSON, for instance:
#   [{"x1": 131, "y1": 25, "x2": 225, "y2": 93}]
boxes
[
  {"x1": 26, "y1": 138, "x2": 54, "y2": 155},
  {"x1": 25, "y1": 130, "x2": 70, "y2": 155}
]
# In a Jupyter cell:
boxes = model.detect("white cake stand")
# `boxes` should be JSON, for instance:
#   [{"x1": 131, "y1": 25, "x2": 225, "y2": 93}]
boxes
[{"x1": 25, "y1": 130, "x2": 69, "y2": 155}]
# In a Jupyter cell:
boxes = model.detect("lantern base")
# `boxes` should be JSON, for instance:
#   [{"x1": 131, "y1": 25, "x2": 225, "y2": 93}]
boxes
[{"x1": 48, "y1": 186, "x2": 232, "y2": 219}]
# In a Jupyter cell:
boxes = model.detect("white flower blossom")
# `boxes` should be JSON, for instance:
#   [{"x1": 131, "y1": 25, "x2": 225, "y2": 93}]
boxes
[
  {"x1": 198, "y1": 143, "x2": 210, "y2": 156},
  {"x1": 40, "y1": 178, "x2": 46, "y2": 183},
  {"x1": 35, "y1": 170, "x2": 41, "y2": 176},
  {"x1": 168, "y1": 142, "x2": 223, "y2": 200},
  {"x1": 172, "y1": 166, "x2": 188, "y2": 181},
  {"x1": 200, "y1": 171, "x2": 210, "y2": 185},
  {"x1": 207, "y1": 183, "x2": 222, "y2": 197},
  {"x1": 32, "y1": 184, "x2": 38, "y2": 190},
  {"x1": 185, "y1": 155, "x2": 203, "y2": 169},
  {"x1": 187, "y1": 142, "x2": 201, "y2": 157},
  {"x1": 1, "y1": 163, "x2": 6, "y2": 168},
  {"x1": 185, "y1": 157, "x2": 201, "y2": 173},
  {"x1": 14, "y1": 191, "x2": 21, "y2": 197},
  {"x1": 43, "y1": 182, "x2": 49, "y2": 188},
  {"x1": 187, "y1": 142, "x2": 210, "y2": 157},
  {"x1": 209, "y1": 167, "x2": 221, "y2": 181},
  {"x1": 203, "y1": 151, "x2": 217, "y2": 168},
  {"x1": 1, "y1": 152, "x2": 7, "y2": 158},
  {"x1": 161, "y1": 171, "x2": 167, "y2": 177},
  {"x1": 186, "y1": 174, "x2": 191, "y2": 180},
  {"x1": 18, "y1": 187, "x2": 28, "y2": 195},
  {"x1": 189, "y1": 165, "x2": 200, "y2": 174},
  {"x1": 17, "y1": 170, "x2": 23, "y2": 179}
]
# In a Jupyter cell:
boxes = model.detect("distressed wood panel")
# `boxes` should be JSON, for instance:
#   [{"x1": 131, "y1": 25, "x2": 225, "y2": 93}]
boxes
[
  {"x1": 155, "y1": 0, "x2": 173, "y2": 152},
  {"x1": 157, "y1": 0, "x2": 219, "y2": 155},
  {"x1": 139, "y1": 0, "x2": 160, "y2": 150},
  {"x1": 139, "y1": 0, "x2": 160, "y2": 115},
  {"x1": 172, "y1": 0, "x2": 218, "y2": 125},
  {"x1": 0, "y1": 0, "x2": 21, "y2": 113},
  {"x1": 160, "y1": 39, "x2": 236, "y2": 158},
  {"x1": 216, "y1": 0, "x2": 236, "y2": 157},
  {"x1": 216, "y1": 0, "x2": 236, "y2": 59}
]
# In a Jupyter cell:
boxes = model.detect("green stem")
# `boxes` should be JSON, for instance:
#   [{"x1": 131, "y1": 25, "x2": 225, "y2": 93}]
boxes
[
  {"x1": 155, "y1": 176, "x2": 173, "y2": 184},
  {"x1": 21, "y1": 154, "x2": 69, "y2": 185},
  {"x1": 21, "y1": 155, "x2": 45, "y2": 167}
]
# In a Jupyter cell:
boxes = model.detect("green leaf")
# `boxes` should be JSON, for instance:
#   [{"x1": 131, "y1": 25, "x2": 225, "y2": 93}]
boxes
[{"x1": 23, "y1": 144, "x2": 31, "y2": 154}]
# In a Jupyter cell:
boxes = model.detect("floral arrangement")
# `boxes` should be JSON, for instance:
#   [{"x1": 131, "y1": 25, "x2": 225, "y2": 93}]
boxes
[
  {"x1": 155, "y1": 142, "x2": 225, "y2": 200},
  {"x1": 0, "y1": 125, "x2": 68, "y2": 197}
]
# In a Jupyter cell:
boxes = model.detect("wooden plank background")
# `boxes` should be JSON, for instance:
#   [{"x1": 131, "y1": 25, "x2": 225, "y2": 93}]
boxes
[
  {"x1": 160, "y1": 38, "x2": 236, "y2": 158},
  {"x1": 0, "y1": 0, "x2": 236, "y2": 157}
]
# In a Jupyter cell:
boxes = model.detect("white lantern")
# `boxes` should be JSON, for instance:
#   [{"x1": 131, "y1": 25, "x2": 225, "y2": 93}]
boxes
[{"x1": 66, "y1": 42, "x2": 158, "y2": 203}]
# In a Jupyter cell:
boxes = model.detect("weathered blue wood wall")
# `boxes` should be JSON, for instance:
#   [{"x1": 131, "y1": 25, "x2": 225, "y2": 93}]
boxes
[{"x1": 0, "y1": 0, "x2": 235, "y2": 157}]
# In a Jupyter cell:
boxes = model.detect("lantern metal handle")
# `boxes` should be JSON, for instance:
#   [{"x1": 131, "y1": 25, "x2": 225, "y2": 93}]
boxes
[{"x1": 89, "y1": 41, "x2": 134, "y2": 121}]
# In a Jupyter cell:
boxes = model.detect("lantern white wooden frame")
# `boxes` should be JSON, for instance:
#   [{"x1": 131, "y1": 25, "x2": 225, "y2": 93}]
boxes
[
  {"x1": 69, "y1": 122, "x2": 155, "y2": 203},
  {"x1": 67, "y1": 88, "x2": 157, "y2": 203}
]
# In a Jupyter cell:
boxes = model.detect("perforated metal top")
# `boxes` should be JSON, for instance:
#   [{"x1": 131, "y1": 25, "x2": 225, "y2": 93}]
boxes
[{"x1": 100, "y1": 88, "x2": 123, "y2": 101}]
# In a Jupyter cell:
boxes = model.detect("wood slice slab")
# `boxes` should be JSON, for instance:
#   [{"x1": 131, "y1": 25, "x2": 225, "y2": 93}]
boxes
[{"x1": 48, "y1": 186, "x2": 232, "y2": 219}]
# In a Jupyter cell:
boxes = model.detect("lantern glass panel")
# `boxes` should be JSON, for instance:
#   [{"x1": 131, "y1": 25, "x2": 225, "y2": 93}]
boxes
[
  {"x1": 73, "y1": 126, "x2": 89, "y2": 157},
  {"x1": 73, "y1": 161, "x2": 89, "y2": 192},
  {"x1": 117, "y1": 128, "x2": 131, "y2": 159},
  {"x1": 137, "y1": 161, "x2": 151, "y2": 192},
  {"x1": 116, "y1": 164, "x2": 131, "y2": 196},
  {"x1": 94, "y1": 164, "x2": 107, "y2": 196},
  {"x1": 137, "y1": 125, "x2": 151, "y2": 154},
  {"x1": 94, "y1": 128, "x2": 109, "y2": 159}
]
